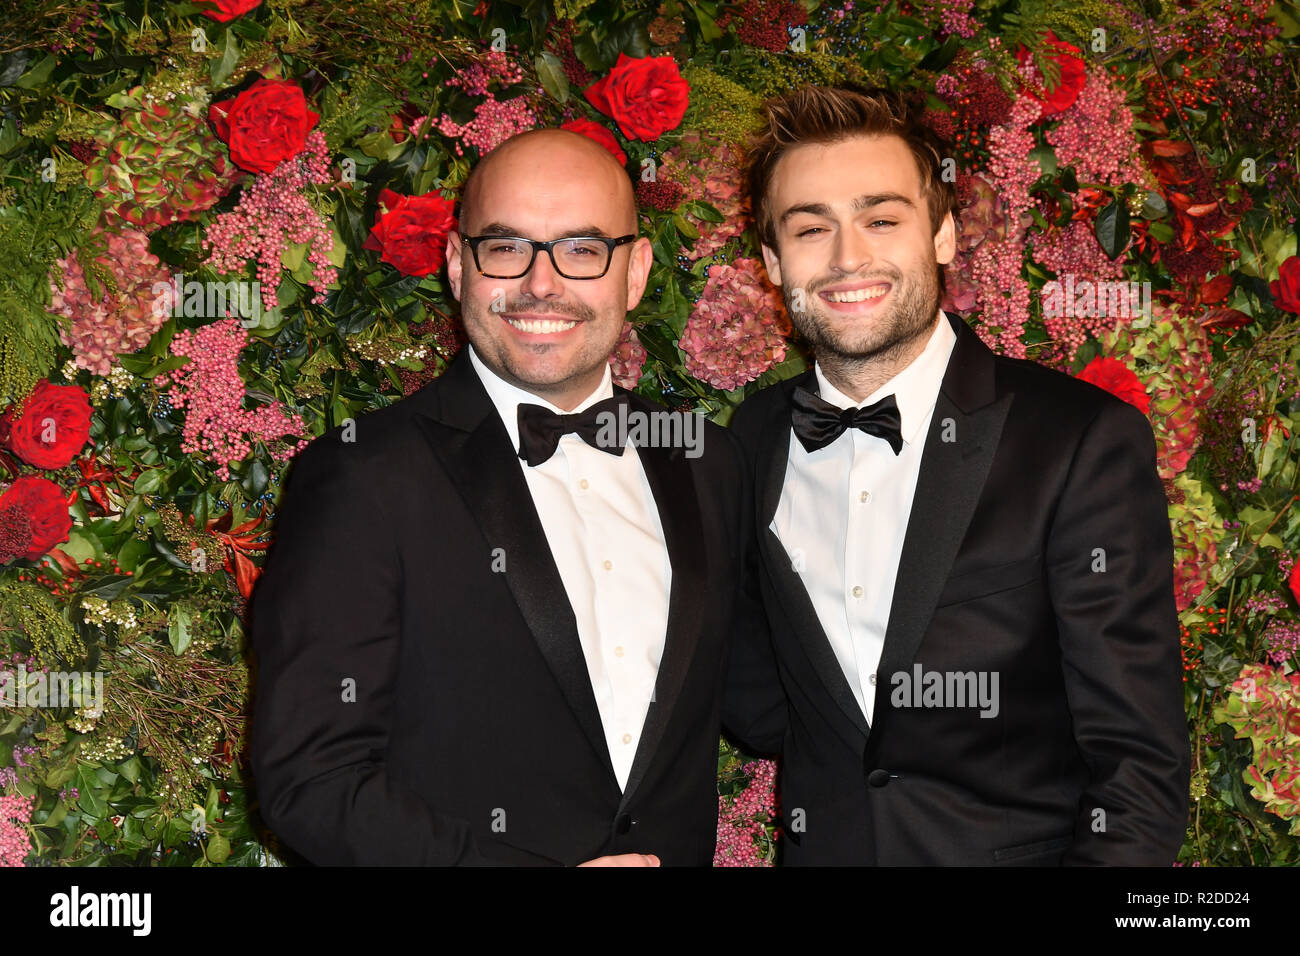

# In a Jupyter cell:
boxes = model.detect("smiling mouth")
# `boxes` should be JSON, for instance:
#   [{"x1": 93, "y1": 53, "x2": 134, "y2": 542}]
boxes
[
  {"x1": 820, "y1": 284, "x2": 890, "y2": 303},
  {"x1": 503, "y1": 315, "x2": 579, "y2": 334}
]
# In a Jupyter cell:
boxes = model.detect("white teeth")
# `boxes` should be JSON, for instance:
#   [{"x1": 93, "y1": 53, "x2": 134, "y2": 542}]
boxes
[
  {"x1": 823, "y1": 286, "x2": 888, "y2": 303},
  {"x1": 506, "y1": 317, "x2": 578, "y2": 333}
]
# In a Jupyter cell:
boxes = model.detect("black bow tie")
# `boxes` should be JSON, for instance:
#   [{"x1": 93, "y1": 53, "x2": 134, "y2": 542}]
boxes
[
  {"x1": 791, "y1": 385, "x2": 904, "y2": 455},
  {"x1": 516, "y1": 395, "x2": 630, "y2": 467}
]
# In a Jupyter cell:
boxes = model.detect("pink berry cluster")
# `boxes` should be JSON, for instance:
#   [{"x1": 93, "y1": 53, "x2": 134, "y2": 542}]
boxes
[
  {"x1": 1046, "y1": 68, "x2": 1148, "y2": 190},
  {"x1": 968, "y1": 87, "x2": 1041, "y2": 358},
  {"x1": 912, "y1": 0, "x2": 979, "y2": 38},
  {"x1": 49, "y1": 226, "x2": 172, "y2": 376},
  {"x1": 0, "y1": 791, "x2": 34, "y2": 867},
  {"x1": 660, "y1": 131, "x2": 746, "y2": 261},
  {"x1": 713, "y1": 759, "x2": 776, "y2": 867},
  {"x1": 447, "y1": 49, "x2": 526, "y2": 96},
  {"x1": 1265, "y1": 618, "x2": 1300, "y2": 667},
  {"x1": 1031, "y1": 221, "x2": 1127, "y2": 365},
  {"x1": 679, "y1": 257, "x2": 791, "y2": 392},
  {"x1": 163, "y1": 318, "x2": 308, "y2": 481},
  {"x1": 434, "y1": 95, "x2": 538, "y2": 157},
  {"x1": 608, "y1": 322, "x2": 648, "y2": 389},
  {"x1": 204, "y1": 130, "x2": 338, "y2": 311},
  {"x1": 433, "y1": 49, "x2": 537, "y2": 157}
]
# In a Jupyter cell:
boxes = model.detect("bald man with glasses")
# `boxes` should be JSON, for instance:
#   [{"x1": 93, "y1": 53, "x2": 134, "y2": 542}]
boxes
[{"x1": 251, "y1": 128, "x2": 767, "y2": 866}]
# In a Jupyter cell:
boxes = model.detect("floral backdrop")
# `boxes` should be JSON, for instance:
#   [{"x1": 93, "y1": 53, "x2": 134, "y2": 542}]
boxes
[{"x1": 0, "y1": 0, "x2": 1298, "y2": 867}]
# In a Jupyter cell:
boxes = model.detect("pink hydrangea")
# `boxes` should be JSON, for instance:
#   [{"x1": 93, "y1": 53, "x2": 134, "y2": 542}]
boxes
[
  {"x1": 48, "y1": 226, "x2": 172, "y2": 376},
  {"x1": 164, "y1": 318, "x2": 308, "y2": 481},
  {"x1": 679, "y1": 257, "x2": 790, "y2": 391},
  {"x1": 660, "y1": 131, "x2": 747, "y2": 261},
  {"x1": 608, "y1": 322, "x2": 647, "y2": 389}
]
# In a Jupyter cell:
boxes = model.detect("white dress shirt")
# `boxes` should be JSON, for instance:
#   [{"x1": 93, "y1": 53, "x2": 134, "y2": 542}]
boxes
[
  {"x1": 468, "y1": 346, "x2": 671, "y2": 790},
  {"x1": 770, "y1": 312, "x2": 957, "y2": 725}
]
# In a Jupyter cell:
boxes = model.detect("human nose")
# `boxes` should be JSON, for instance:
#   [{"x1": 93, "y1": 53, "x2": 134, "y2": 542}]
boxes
[
  {"x1": 519, "y1": 243, "x2": 564, "y2": 298},
  {"x1": 830, "y1": 224, "x2": 873, "y2": 275}
]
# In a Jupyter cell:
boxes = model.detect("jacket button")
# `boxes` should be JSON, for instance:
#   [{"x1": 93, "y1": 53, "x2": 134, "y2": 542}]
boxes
[
  {"x1": 867, "y1": 769, "x2": 891, "y2": 788},
  {"x1": 615, "y1": 812, "x2": 633, "y2": 834}
]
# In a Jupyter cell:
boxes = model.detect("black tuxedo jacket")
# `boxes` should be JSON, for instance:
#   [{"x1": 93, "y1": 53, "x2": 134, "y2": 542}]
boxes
[
  {"x1": 250, "y1": 349, "x2": 760, "y2": 865},
  {"x1": 723, "y1": 310, "x2": 1190, "y2": 865}
]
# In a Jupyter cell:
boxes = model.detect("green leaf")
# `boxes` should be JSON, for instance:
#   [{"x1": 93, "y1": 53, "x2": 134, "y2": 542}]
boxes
[
  {"x1": 210, "y1": 33, "x2": 240, "y2": 88},
  {"x1": 1147, "y1": 220, "x2": 1174, "y2": 243},
  {"x1": 1140, "y1": 191, "x2": 1168, "y2": 220},
  {"x1": 59, "y1": 529, "x2": 97, "y2": 567},
  {"x1": 169, "y1": 604, "x2": 192, "y2": 656},
  {"x1": 133, "y1": 469, "x2": 166, "y2": 495},
  {"x1": 693, "y1": 2, "x2": 723, "y2": 42},
  {"x1": 1095, "y1": 199, "x2": 1130, "y2": 260},
  {"x1": 535, "y1": 52, "x2": 569, "y2": 104},
  {"x1": 240, "y1": 458, "x2": 269, "y2": 499},
  {"x1": 206, "y1": 828, "x2": 231, "y2": 864},
  {"x1": 15, "y1": 54, "x2": 55, "y2": 89},
  {"x1": 117, "y1": 757, "x2": 143, "y2": 785},
  {"x1": 282, "y1": 241, "x2": 308, "y2": 274},
  {"x1": 43, "y1": 799, "x2": 70, "y2": 829},
  {"x1": 0, "y1": 116, "x2": 23, "y2": 155}
]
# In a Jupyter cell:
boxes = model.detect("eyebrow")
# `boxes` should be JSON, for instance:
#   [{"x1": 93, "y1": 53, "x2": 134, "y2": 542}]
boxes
[
  {"x1": 777, "y1": 193, "x2": 916, "y2": 226},
  {"x1": 475, "y1": 221, "x2": 616, "y2": 239}
]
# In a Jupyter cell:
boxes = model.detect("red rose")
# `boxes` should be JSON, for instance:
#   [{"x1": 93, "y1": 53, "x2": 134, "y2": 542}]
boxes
[
  {"x1": 1076, "y1": 356, "x2": 1151, "y2": 415},
  {"x1": 560, "y1": 118, "x2": 627, "y2": 166},
  {"x1": 0, "y1": 380, "x2": 92, "y2": 470},
  {"x1": 197, "y1": 0, "x2": 261, "y2": 22},
  {"x1": 362, "y1": 188, "x2": 458, "y2": 277},
  {"x1": 210, "y1": 78, "x2": 320, "y2": 174},
  {"x1": 1015, "y1": 30, "x2": 1087, "y2": 120},
  {"x1": 1290, "y1": 558, "x2": 1300, "y2": 605},
  {"x1": 584, "y1": 53, "x2": 690, "y2": 142},
  {"x1": 0, "y1": 476, "x2": 72, "y2": 562},
  {"x1": 1270, "y1": 256, "x2": 1300, "y2": 313}
]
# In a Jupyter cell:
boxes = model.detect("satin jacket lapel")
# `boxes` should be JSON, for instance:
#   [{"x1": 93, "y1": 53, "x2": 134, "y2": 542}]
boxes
[
  {"x1": 617, "y1": 391, "x2": 707, "y2": 811},
  {"x1": 865, "y1": 313, "x2": 1013, "y2": 753},
  {"x1": 412, "y1": 352, "x2": 616, "y2": 780},
  {"x1": 755, "y1": 371, "x2": 872, "y2": 740}
]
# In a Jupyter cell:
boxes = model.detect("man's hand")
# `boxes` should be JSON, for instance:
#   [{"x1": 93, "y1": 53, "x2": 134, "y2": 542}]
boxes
[{"x1": 577, "y1": 854, "x2": 661, "y2": 866}]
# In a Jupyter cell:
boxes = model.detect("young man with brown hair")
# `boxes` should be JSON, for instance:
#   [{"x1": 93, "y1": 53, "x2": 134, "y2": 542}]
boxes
[{"x1": 722, "y1": 85, "x2": 1189, "y2": 865}]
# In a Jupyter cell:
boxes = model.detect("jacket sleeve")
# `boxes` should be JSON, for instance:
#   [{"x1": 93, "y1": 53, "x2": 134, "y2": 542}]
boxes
[
  {"x1": 1046, "y1": 398, "x2": 1191, "y2": 865},
  {"x1": 250, "y1": 434, "x2": 560, "y2": 866},
  {"x1": 718, "y1": 406, "x2": 788, "y2": 757}
]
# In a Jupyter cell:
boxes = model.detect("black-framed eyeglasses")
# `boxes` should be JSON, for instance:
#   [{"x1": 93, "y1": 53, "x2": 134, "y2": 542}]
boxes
[{"x1": 461, "y1": 234, "x2": 636, "y2": 279}]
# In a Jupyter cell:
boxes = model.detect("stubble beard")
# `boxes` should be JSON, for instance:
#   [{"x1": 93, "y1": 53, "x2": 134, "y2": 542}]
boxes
[
  {"x1": 783, "y1": 261, "x2": 941, "y2": 380},
  {"x1": 463, "y1": 290, "x2": 615, "y2": 394}
]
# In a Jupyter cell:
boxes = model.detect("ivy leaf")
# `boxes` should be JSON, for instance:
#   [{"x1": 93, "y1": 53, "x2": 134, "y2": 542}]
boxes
[{"x1": 1095, "y1": 199, "x2": 1130, "y2": 260}]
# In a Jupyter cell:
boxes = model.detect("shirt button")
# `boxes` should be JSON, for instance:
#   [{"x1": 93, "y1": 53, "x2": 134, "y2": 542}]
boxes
[
  {"x1": 622, "y1": 733, "x2": 632, "y2": 745},
  {"x1": 579, "y1": 478, "x2": 589, "y2": 490},
  {"x1": 614, "y1": 646, "x2": 625, "y2": 657},
  {"x1": 868, "y1": 672, "x2": 877, "y2": 685},
  {"x1": 851, "y1": 585, "x2": 863, "y2": 598},
  {"x1": 860, "y1": 490, "x2": 870, "y2": 503},
  {"x1": 603, "y1": 559, "x2": 613, "y2": 571}
]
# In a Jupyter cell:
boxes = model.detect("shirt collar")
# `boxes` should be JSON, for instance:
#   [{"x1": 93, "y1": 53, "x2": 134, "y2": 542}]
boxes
[
  {"x1": 811, "y1": 310, "x2": 957, "y2": 447},
  {"x1": 467, "y1": 344, "x2": 615, "y2": 455}
]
